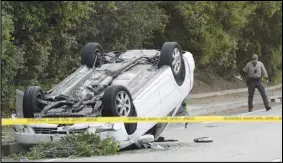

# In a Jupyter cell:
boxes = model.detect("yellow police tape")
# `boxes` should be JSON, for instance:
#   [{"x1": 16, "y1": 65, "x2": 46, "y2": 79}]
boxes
[{"x1": 1, "y1": 116, "x2": 282, "y2": 126}]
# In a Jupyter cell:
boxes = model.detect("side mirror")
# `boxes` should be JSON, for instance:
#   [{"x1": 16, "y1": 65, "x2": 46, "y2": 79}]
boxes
[{"x1": 138, "y1": 135, "x2": 154, "y2": 144}]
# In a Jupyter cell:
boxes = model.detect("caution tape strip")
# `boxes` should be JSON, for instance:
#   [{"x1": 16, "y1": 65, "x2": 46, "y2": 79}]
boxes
[{"x1": 1, "y1": 116, "x2": 282, "y2": 126}]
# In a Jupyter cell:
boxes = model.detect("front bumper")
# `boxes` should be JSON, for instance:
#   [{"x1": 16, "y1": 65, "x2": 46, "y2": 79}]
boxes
[
  {"x1": 14, "y1": 132, "x2": 65, "y2": 144},
  {"x1": 12, "y1": 122, "x2": 131, "y2": 148}
]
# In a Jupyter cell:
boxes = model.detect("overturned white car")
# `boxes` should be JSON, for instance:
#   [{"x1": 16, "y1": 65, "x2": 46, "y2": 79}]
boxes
[{"x1": 12, "y1": 42, "x2": 195, "y2": 149}]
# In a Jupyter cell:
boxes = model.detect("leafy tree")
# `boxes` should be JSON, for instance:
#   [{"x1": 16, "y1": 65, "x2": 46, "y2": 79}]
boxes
[
  {"x1": 89, "y1": 1, "x2": 168, "y2": 50},
  {"x1": 1, "y1": 1, "x2": 282, "y2": 114},
  {"x1": 236, "y1": 1, "x2": 282, "y2": 82},
  {"x1": 1, "y1": 4, "x2": 24, "y2": 111}
]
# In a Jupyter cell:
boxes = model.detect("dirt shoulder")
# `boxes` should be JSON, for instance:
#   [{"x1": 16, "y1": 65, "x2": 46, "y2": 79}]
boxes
[
  {"x1": 190, "y1": 71, "x2": 246, "y2": 94},
  {"x1": 188, "y1": 88, "x2": 282, "y2": 105},
  {"x1": 191, "y1": 70, "x2": 281, "y2": 94}
]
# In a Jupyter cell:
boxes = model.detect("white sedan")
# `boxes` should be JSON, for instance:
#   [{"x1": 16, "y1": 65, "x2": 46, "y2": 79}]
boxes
[{"x1": 12, "y1": 42, "x2": 195, "y2": 149}]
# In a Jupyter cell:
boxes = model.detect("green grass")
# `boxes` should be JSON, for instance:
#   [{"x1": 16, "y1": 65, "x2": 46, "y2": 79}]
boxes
[{"x1": 6, "y1": 133, "x2": 120, "y2": 161}]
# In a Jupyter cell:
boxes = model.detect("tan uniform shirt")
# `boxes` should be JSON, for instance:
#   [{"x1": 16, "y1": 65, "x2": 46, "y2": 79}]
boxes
[{"x1": 242, "y1": 61, "x2": 268, "y2": 79}]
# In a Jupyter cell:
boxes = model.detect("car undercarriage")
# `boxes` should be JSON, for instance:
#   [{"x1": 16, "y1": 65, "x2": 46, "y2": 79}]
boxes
[{"x1": 12, "y1": 42, "x2": 195, "y2": 149}]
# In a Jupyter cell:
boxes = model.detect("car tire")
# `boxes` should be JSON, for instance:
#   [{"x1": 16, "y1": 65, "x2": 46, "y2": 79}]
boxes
[
  {"x1": 81, "y1": 42, "x2": 104, "y2": 68},
  {"x1": 158, "y1": 42, "x2": 185, "y2": 86},
  {"x1": 101, "y1": 85, "x2": 137, "y2": 135},
  {"x1": 22, "y1": 86, "x2": 44, "y2": 118}
]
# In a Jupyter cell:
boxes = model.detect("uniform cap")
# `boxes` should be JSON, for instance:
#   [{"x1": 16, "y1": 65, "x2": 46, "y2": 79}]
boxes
[{"x1": 252, "y1": 54, "x2": 258, "y2": 60}]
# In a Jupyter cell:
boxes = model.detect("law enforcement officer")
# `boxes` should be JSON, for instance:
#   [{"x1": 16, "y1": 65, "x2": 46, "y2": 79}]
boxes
[{"x1": 241, "y1": 54, "x2": 272, "y2": 112}]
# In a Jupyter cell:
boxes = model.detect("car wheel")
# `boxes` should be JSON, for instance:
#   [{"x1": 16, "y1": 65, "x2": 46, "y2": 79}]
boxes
[
  {"x1": 101, "y1": 85, "x2": 137, "y2": 135},
  {"x1": 22, "y1": 86, "x2": 44, "y2": 118},
  {"x1": 81, "y1": 42, "x2": 104, "y2": 68},
  {"x1": 158, "y1": 42, "x2": 185, "y2": 86}
]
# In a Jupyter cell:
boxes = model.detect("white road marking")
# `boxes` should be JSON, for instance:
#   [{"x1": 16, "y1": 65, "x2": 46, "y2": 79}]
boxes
[{"x1": 236, "y1": 109, "x2": 265, "y2": 116}]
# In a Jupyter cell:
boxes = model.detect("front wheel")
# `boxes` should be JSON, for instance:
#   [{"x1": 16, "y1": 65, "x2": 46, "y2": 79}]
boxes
[
  {"x1": 101, "y1": 85, "x2": 134, "y2": 117},
  {"x1": 101, "y1": 85, "x2": 137, "y2": 135}
]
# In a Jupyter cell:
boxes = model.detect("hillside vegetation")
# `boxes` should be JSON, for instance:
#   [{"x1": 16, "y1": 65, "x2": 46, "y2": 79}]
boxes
[{"x1": 2, "y1": 1, "x2": 282, "y2": 113}]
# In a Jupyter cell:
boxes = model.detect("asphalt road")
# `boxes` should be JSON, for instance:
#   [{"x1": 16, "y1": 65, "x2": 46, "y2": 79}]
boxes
[{"x1": 37, "y1": 103, "x2": 282, "y2": 162}]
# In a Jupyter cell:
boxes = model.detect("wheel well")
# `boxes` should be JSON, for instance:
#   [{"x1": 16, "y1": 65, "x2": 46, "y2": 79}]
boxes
[
  {"x1": 175, "y1": 58, "x2": 186, "y2": 86},
  {"x1": 145, "y1": 109, "x2": 175, "y2": 139},
  {"x1": 124, "y1": 105, "x2": 137, "y2": 135}
]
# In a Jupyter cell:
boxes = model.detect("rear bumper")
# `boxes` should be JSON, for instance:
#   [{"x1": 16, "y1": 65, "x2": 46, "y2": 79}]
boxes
[{"x1": 14, "y1": 131, "x2": 133, "y2": 149}]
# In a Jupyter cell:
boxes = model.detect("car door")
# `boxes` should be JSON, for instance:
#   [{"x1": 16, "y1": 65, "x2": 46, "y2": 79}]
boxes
[
  {"x1": 159, "y1": 72, "x2": 181, "y2": 116},
  {"x1": 131, "y1": 79, "x2": 162, "y2": 138},
  {"x1": 133, "y1": 79, "x2": 162, "y2": 117}
]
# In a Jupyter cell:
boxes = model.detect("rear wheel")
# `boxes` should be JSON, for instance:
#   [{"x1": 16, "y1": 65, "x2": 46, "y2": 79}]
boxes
[
  {"x1": 81, "y1": 42, "x2": 104, "y2": 68},
  {"x1": 158, "y1": 42, "x2": 185, "y2": 86},
  {"x1": 22, "y1": 86, "x2": 44, "y2": 118},
  {"x1": 101, "y1": 85, "x2": 137, "y2": 135}
]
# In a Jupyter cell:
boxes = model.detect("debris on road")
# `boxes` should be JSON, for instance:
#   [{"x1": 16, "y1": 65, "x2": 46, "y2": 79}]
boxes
[
  {"x1": 154, "y1": 137, "x2": 178, "y2": 142},
  {"x1": 164, "y1": 139, "x2": 178, "y2": 142},
  {"x1": 194, "y1": 137, "x2": 213, "y2": 143},
  {"x1": 151, "y1": 144, "x2": 165, "y2": 150},
  {"x1": 154, "y1": 136, "x2": 165, "y2": 142},
  {"x1": 142, "y1": 142, "x2": 167, "y2": 150}
]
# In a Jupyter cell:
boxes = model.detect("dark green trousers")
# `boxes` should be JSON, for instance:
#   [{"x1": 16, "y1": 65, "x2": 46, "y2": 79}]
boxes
[{"x1": 247, "y1": 78, "x2": 270, "y2": 110}]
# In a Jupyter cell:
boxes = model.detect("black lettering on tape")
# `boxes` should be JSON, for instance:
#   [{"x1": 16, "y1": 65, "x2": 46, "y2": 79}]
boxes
[
  {"x1": 255, "y1": 117, "x2": 263, "y2": 120},
  {"x1": 224, "y1": 117, "x2": 241, "y2": 120}
]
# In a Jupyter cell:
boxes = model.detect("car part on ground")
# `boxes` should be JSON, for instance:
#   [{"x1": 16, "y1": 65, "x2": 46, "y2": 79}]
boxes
[
  {"x1": 194, "y1": 137, "x2": 213, "y2": 143},
  {"x1": 137, "y1": 135, "x2": 155, "y2": 144},
  {"x1": 154, "y1": 136, "x2": 178, "y2": 142}
]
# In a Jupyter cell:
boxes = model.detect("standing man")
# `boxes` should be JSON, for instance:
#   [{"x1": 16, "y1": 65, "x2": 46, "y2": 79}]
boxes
[{"x1": 241, "y1": 54, "x2": 272, "y2": 112}]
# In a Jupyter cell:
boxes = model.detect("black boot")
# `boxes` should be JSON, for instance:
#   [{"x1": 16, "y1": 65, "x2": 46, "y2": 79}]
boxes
[
  {"x1": 248, "y1": 95, "x2": 254, "y2": 112},
  {"x1": 266, "y1": 106, "x2": 272, "y2": 111}
]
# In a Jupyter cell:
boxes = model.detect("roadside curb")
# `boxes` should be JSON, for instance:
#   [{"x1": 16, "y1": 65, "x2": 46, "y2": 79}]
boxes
[
  {"x1": 188, "y1": 95, "x2": 282, "y2": 116},
  {"x1": 188, "y1": 84, "x2": 282, "y2": 99}
]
